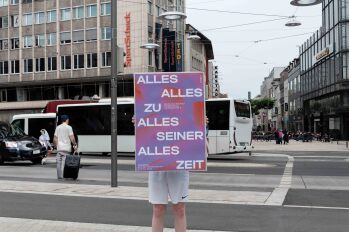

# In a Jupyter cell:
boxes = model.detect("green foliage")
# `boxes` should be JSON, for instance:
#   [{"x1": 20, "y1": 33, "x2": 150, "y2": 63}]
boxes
[{"x1": 250, "y1": 98, "x2": 275, "y2": 115}]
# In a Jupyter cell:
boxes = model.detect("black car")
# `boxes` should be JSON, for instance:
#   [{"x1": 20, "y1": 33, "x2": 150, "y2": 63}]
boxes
[{"x1": 0, "y1": 122, "x2": 47, "y2": 164}]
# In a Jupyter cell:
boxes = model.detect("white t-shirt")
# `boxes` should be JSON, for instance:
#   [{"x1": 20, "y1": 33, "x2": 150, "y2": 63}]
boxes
[{"x1": 54, "y1": 123, "x2": 74, "y2": 152}]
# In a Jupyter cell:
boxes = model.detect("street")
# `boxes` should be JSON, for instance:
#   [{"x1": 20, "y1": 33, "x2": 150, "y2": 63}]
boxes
[{"x1": 0, "y1": 141, "x2": 349, "y2": 231}]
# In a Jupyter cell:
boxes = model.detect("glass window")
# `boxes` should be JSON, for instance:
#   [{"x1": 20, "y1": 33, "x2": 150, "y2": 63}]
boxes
[
  {"x1": 86, "y1": 28, "x2": 97, "y2": 41},
  {"x1": 47, "y1": 33, "x2": 56, "y2": 46},
  {"x1": 23, "y1": 13, "x2": 32, "y2": 26},
  {"x1": 35, "y1": 34, "x2": 45, "y2": 47},
  {"x1": 73, "y1": 54, "x2": 84, "y2": 69},
  {"x1": 23, "y1": 35, "x2": 33, "y2": 48},
  {"x1": 0, "y1": 0, "x2": 8, "y2": 7},
  {"x1": 10, "y1": 0, "x2": 18, "y2": 5},
  {"x1": 72, "y1": 30, "x2": 84, "y2": 43},
  {"x1": 47, "y1": 57, "x2": 57, "y2": 71},
  {"x1": 86, "y1": 4, "x2": 97, "y2": 17},
  {"x1": 206, "y1": 100, "x2": 230, "y2": 130},
  {"x1": 47, "y1": 10, "x2": 56, "y2": 23},
  {"x1": 10, "y1": 15, "x2": 19, "y2": 27},
  {"x1": 0, "y1": 39, "x2": 8, "y2": 50},
  {"x1": 35, "y1": 58, "x2": 45, "y2": 72},
  {"x1": 73, "y1": 6, "x2": 84, "y2": 19},
  {"x1": 60, "y1": 8, "x2": 71, "y2": 21},
  {"x1": 101, "y1": 2, "x2": 111, "y2": 16},
  {"x1": 101, "y1": 27, "x2": 111, "y2": 40},
  {"x1": 23, "y1": 59, "x2": 33, "y2": 73},
  {"x1": 61, "y1": 55, "x2": 71, "y2": 70},
  {"x1": 101, "y1": 52, "x2": 111, "y2": 67},
  {"x1": 35, "y1": 12, "x2": 45, "y2": 24},
  {"x1": 0, "y1": 61, "x2": 8, "y2": 74},
  {"x1": 87, "y1": 53, "x2": 97, "y2": 68},
  {"x1": 60, "y1": 31, "x2": 71, "y2": 44},
  {"x1": 10, "y1": 60, "x2": 19, "y2": 73},
  {"x1": 148, "y1": 1, "x2": 153, "y2": 15}
]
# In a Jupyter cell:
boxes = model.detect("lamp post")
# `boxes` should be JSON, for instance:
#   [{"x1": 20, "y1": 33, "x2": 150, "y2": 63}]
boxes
[
  {"x1": 290, "y1": 0, "x2": 323, "y2": 6},
  {"x1": 111, "y1": 0, "x2": 118, "y2": 187}
]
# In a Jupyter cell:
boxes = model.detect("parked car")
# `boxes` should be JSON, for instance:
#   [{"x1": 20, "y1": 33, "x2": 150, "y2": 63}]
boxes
[{"x1": 0, "y1": 122, "x2": 47, "y2": 164}]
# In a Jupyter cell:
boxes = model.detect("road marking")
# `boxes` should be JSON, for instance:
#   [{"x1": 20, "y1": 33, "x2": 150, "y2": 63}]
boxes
[
  {"x1": 42, "y1": 157, "x2": 275, "y2": 168},
  {"x1": 284, "y1": 205, "x2": 349, "y2": 211},
  {"x1": 264, "y1": 154, "x2": 294, "y2": 206},
  {"x1": 0, "y1": 217, "x2": 228, "y2": 232}
]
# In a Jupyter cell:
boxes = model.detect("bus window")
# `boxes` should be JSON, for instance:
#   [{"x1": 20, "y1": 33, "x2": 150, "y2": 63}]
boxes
[
  {"x1": 28, "y1": 118, "x2": 56, "y2": 141},
  {"x1": 117, "y1": 104, "x2": 134, "y2": 135},
  {"x1": 206, "y1": 101, "x2": 230, "y2": 130},
  {"x1": 234, "y1": 101, "x2": 250, "y2": 118},
  {"x1": 59, "y1": 105, "x2": 110, "y2": 136},
  {"x1": 11, "y1": 119, "x2": 24, "y2": 132}
]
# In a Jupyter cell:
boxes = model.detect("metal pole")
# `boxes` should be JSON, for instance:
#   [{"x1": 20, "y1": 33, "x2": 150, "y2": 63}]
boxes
[{"x1": 111, "y1": 0, "x2": 118, "y2": 187}]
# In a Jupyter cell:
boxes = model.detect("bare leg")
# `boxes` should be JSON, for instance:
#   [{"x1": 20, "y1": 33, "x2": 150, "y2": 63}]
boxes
[
  {"x1": 172, "y1": 203, "x2": 187, "y2": 232},
  {"x1": 152, "y1": 204, "x2": 166, "y2": 232}
]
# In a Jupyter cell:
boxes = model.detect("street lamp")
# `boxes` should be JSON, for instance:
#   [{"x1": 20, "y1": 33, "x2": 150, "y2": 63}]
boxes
[
  {"x1": 285, "y1": 16, "x2": 302, "y2": 27},
  {"x1": 290, "y1": 0, "x2": 323, "y2": 6},
  {"x1": 158, "y1": 5, "x2": 187, "y2": 21},
  {"x1": 140, "y1": 41, "x2": 160, "y2": 49}
]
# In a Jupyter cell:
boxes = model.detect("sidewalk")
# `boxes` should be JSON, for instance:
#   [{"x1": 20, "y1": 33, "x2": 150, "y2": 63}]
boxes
[{"x1": 253, "y1": 140, "x2": 349, "y2": 152}]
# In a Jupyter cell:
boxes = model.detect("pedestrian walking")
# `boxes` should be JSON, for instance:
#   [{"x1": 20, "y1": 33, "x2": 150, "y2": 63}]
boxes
[
  {"x1": 39, "y1": 129, "x2": 53, "y2": 151},
  {"x1": 53, "y1": 115, "x2": 78, "y2": 180}
]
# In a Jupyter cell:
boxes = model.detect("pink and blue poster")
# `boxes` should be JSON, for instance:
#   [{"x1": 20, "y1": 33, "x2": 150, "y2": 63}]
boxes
[{"x1": 134, "y1": 72, "x2": 206, "y2": 171}]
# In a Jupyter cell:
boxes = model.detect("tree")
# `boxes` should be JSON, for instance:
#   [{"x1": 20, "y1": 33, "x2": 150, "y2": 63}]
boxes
[{"x1": 250, "y1": 98, "x2": 274, "y2": 115}]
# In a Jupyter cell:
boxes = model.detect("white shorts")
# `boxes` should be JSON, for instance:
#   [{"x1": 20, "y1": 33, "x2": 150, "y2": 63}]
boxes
[{"x1": 148, "y1": 171, "x2": 189, "y2": 205}]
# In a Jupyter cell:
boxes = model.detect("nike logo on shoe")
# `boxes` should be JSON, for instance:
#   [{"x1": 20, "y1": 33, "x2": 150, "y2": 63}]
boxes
[{"x1": 181, "y1": 195, "x2": 188, "y2": 199}]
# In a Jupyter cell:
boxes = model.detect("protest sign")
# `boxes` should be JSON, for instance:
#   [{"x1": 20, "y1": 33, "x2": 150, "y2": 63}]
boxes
[{"x1": 134, "y1": 72, "x2": 206, "y2": 171}]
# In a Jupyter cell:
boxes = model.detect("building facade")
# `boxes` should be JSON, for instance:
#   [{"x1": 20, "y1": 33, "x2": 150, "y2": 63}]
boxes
[
  {"x1": 0, "y1": 0, "x2": 214, "y2": 121},
  {"x1": 300, "y1": 0, "x2": 348, "y2": 139},
  {"x1": 287, "y1": 58, "x2": 303, "y2": 132}
]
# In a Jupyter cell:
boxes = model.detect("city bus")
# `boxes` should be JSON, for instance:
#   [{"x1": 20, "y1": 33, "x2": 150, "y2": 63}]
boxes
[{"x1": 56, "y1": 98, "x2": 253, "y2": 155}]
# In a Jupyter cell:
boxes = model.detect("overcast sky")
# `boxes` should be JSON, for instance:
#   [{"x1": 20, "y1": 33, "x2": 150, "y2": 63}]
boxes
[{"x1": 186, "y1": 0, "x2": 322, "y2": 99}]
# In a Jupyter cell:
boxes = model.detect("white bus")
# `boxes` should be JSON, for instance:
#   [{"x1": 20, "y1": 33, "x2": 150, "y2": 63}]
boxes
[
  {"x1": 56, "y1": 98, "x2": 253, "y2": 155},
  {"x1": 11, "y1": 113, "x2": 57, "y2": 143}
]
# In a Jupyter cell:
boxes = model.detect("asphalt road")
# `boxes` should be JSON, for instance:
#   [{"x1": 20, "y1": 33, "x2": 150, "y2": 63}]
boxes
[{"x1": 0, "y1": 151, "x2": 348, "y2": 231}]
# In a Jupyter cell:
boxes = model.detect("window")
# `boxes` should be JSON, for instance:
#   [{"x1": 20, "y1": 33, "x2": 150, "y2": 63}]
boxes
[
  {"x1": 23, "y1": 13, "x2": 33, "y2": 26},
  {"x1": 148, "y1": 51, "x2": 152, "y2": 66},
  {"x1": 22, "y1": 0, "x2": 31, "y2": 3},
  {"x1": 101, "y1": 52, "x2": 111, "y2": 67},
  {"x1": 0, "y1": 16, "x2": 8, "y2": 28},
  {"x1": 0, "y1": 61, "x2": 9, "y2": 75},
  {"x1": 60, "y1": 31, "x2": 71, "y2": 44},
  {"x1": 101, "y1": 27, "x2": 111, "y2": 40},
  {"x1": 87, "y1": 53, "x2": 97, "y2": 68},
  {"x1": 10, "y1": 60, "x2": 19, "y2": 73},
  {"x1": 35, "y1": 12, "x2": 45, "y2": 24},
  {"x1": 35, "y1": 58, "x2": 45, "y2": 72},
  {"x1": 0, "y1": 0, "x2": 8, "y2": 7},
  {"x1": 74, "y1": 54, "x2": 84, "y2": 69},
  {"x1": 23, "y1": 35, "x2": 33, "y2": 48},
  {"x1": 47, "y1": 57, "x2": 57, "y2": 71},
  {"x1": 73, "y1": 6, "x2": 84, "y2": 19},
  {"x1": 72, "y1": 30, "x2": 84, "y2": 43},
  {"x1": 47, "y1": 10, "x2": 56, "y2": 23},
  {"x1": 101, "y1": 2, "x2": 111, "y2": 16},
  {"x1": 23, "y1": 59, "x2": 33, "y2": 73},
  {"x1": 10, "y1": 38, "x2": 19, "y2": 49},
  {"x1": 47, "y1": 33, "x2": 56, "y2": 45},
  {"x1": 35, "y1": 34, "x2": 45, "y2": 47},
  {"x1": 0, "y1": 39, "x2": 8, "y2": 50},
  {"x1": 10, "y1": 0, "x2": 18, "y2": 5},
  {"x1": 86, "y1": 28, "x2": 97, "y2": 41},
  {"x1": 147, "y1": 1, "x2": 153, "y2": 15},
  {"x1": 10, "y1": 15, "x2": 19, "y2": 27},
  {"x1": 86, "y1": 4, "x2": 97, "y2": 17},
  {"x1": 61, "y1": 55, "x2": 71, "y2": 70},
  {"x1": 205, "y1": 100, "x2": 230, "y2": 130},
  {"x1": 60, "y1": 8, "x2": 71, "y2": 21}
]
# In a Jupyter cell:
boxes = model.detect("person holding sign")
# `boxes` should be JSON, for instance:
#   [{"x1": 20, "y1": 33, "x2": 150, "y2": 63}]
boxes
[{"x1": 134, "y1": 72, "x2": 207, "y2": 232}]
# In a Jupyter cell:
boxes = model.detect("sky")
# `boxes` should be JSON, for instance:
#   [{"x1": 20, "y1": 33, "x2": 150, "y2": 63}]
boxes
[{"x1": 186, "y1": 0, "x2": 322, "y2": 99}]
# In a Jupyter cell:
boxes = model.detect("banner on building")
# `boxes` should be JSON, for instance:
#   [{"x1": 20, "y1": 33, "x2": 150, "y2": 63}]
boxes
[
  {"x1": 176, "y1": 41, "x2": 183, "y2": 71},
  {"x1": 162, "y1": 28, "x2": 170, "y2": 71},
  {"x1": 168, "y1": 31, "x2": 176, "y2": 72},
  {"x1": 134, "y1": 72, "x2": 206, "y2": 171}
]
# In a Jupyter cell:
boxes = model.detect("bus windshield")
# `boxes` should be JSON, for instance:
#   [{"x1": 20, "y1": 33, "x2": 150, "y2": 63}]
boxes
[{"x1": 234, "y1": 101, "x2": 250, "y2": 118}]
